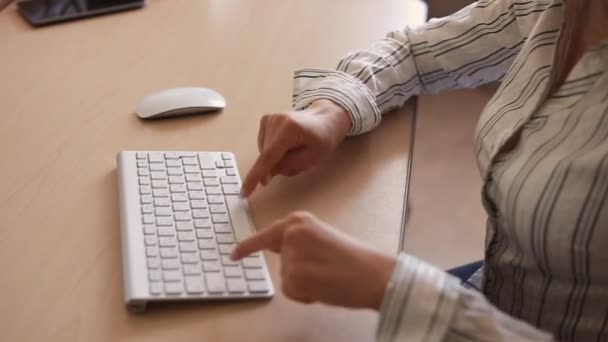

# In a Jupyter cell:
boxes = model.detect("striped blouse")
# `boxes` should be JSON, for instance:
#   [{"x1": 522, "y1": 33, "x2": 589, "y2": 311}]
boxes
[{"x1": 291, "y1": 0, "x2": 608, "y2": 341}]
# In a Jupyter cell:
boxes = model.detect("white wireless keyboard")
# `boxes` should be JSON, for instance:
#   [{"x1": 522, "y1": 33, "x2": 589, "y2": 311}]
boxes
[{"x1": 116, "y1": 151, "x2": 274, "y2": 312}]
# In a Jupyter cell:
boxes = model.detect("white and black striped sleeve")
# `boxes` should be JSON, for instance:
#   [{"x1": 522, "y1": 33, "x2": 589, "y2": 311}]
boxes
[
  {"x1": 292, "y1": 0, "x2": 549, "y2": 135},
  {"x1": 376, "y1": 254, "x2": 554, "y2": 342}
]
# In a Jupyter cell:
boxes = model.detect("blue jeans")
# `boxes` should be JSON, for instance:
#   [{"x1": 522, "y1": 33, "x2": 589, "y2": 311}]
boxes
[{"x1": 446, "y1": 260, "x2": 483, "y2": 283}]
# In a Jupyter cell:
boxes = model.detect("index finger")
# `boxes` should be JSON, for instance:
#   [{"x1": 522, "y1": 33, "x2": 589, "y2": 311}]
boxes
[
  {"x1": 230, "y1": 216, "x2": 291, "y2": 260},
  {"x1": 241, "y1": 134, "x2": 293, "y2": 197}
]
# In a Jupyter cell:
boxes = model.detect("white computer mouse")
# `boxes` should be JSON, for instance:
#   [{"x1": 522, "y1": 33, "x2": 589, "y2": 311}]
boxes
[{"x1": 136, "y1": 87, "x2": 226, "y2": 119}]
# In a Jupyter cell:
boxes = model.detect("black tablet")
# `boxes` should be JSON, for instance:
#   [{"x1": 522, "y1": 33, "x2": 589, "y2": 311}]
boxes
[{"x1": 18, "y1": 0, "x2": 146, "y2": 26}]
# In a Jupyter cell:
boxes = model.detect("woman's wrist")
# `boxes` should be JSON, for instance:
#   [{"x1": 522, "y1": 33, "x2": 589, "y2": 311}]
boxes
[{"x1": 307, "y1": 99, "x2": 352, "y2": 141}]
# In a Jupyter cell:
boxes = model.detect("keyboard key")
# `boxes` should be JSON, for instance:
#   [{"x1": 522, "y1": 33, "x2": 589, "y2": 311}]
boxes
[
  {"x1": 154, "y1": 197, "x2": 170, "y2": 206},
  {"x1": 164, "y1": 270, "x2": 182, "y2": 281},
  {"x1": 173, "y1": 202, "x2": 190, "y2": 211},
  {"x1": 147, "y1": 258, "x2": 161, "y2": 269},
  {"x1": 177, "y1": 231, "x2": 196, "y2": 241},
  {"x1": 136, "y1": 152, "x2": 147, "y2": 159},
  {"x1": 157, "y1": 226, "x2": 176, "y2": 236},
  {"x1": 165, "y1": 152, "x2": 181, "y2": 159},
  {"x1": 176, "y1": 221, "x2": 194, "y2": 231},
  {"x1": 144, "y1": 224, "x2": 156, "y2": 235},
  {"x1": 186, "y1": 174, "x2": 202, "y2": 182},
  {"x1": 145, "y1": 235, "x2": 157, "y2": 246},
  {"x1": 149, "y1": 270, "x2": 162, "y2": 281},
  {"x1": 204, "y1": 178, "x2": 220, "y2": 186},
  {"x1": 153, "y1": 189, "x2": 169, "y2": 197},
  {"x1": 139, "y1": 185, "x2": 151, "y2": 195},
  {"x1": 198, "y1": 154, "x2": 216, "y2": 169},
  {"x1": 227, "y1": 278, "x2": 247, "y2": 293},
  {"x1": 161, "y1": 259, "x2": 180, "y2": 270},
  {"x1": 185, "y1": 276, "x2": 205, "y2": 294},
  {"x1": 206, "y1": 187, "x2": 222, "y2": 195},
  {"x1": 146, "y1": 246, "x2": 159, "y2": 257},
  {"x1": 189, "y1": 191, "x2": 206, "y2": 200},
  {"x1": 184, "y1": 165, "x2": 199, "y2": 173},
  {"x1": 155, "y1": 207, "x2": 172, "y2": 216},
  {"x1": 198, "y1": 239, "x2": 216, "y2": 249},
  {"x1": 139, "y1": 176, "x2": 151, "y2": 185},
  {"x1": 202, "y1": 170, "x2": 217, "y2": 178},
  {"x1": 224, "y1": 159, "x2": 235, "y2": 167},
  {"x1": 152, "y1": 180, "x2": 168, "y2": 188},
  {"x1": 156, "y1": 217, "x2": 173, "y2": 226},
  {"x1": 150, "y1": 171, "x2": 166, "y2": 180},
  {"x1": 159, "y1": 237, "x2": 177, "y2": 247},
  {"x1": 149, "y1": 282, "x2": 163, "y2": 295},
  {"x1": 166, "y1": 159, "x2": 181, "y2": 167},
  {"x1": 175, "y1": 212, "x2": 192, "y2": 221},
  {"x1": 167, "y1": 167, "x2": 182, "y2": 176},
  {"x1": 149, "y1": 153, "x2": 164, "y2": 163},
  {"x1": 221, "y1": 153, "x2": 232, "y2": 160},
  {"x1": 171, "y1": 193, "x2": 188, "y2": 202},
  {"x1": 170, "y1": 184, "x2": 187, "y2": 193},
  {"x1": 226, "y1": 168, "x2": 237, "y2": 176},
  {"x1": 200, "y1": 249, "x2": 219, "y2": 260},
  {"x1": 212, "y1": 214, "x2": 229, "y2": 224},
  {"x1": 218, "y1": 244, "x2": 235, "y2": 255},
  {"x1": 194, "y1": 219, "x2": 212, "y2": 228},
  {"x1": 169, "y1": 176, "x2": 185, "y2": 184},
  {"x1": 243, "y1": 256, "x2": 263, "y2": 268},
  {"x1": 217, "y1": 233, "x2": 235, "y2": 244},
  {"x1": 190, "y1": 200, "x2": 207, "y2": 209},
  {"x1": 203, "y1": 261, "x2": 220, "y2": 272},
  {"x1": 224, "y1": 266, "x2": 243, "y2": 278},
  {"x1": 187, "y1": 182, "x2": 204, "y2": 191},
  {"x1": 179, "y1": 242, "x2": 198, "y2": 252},
  {"x1": 165, "y1": 281, "x2": 184, "y2": 295},
  {"x1": 182, "y1": 157, "x2": 198, "y2": 165},
  {"x1": 248, "y1": 281, "x2": 270, "y2": 293},
  {"x1": 193, "y1": 209, "x2": 210, "y2": 218},
  {"x1": 209, "y1": 204, "x2": 226, "y2": 214},
  {"x1": 138, "y1": 168, "x2": 150, "y2": 177},
  {"x1": 142, "y1": 215, "x2": 155, "y2": 224},
  {"x1": 183, "y1": 264, "x2": 202, "y2": 275},
  {"x1": 222, "y1": 184, "x2": 240, "y2": 195},
  {"x1": 214, "y1": 224, "x2": 232, "y2": 233},
  {"x1": 220, "y1": 176, "x2": 239, "y2": 184},
  {"x1": 245, "y1": 269, "x2": 265, "y2": 280},
  {"x1": 181, "y1": 253, "x2": 199, "y2": 264},
  {"x1": 141, "y1": 204, "x2": 154, "y2": 214},
  {"x1": 207, "y1": 195, "x2": 224, "y2": 204},
  {"x1": 215, "y1": 160, "x2": 225, "y2": 168},
  {"x1": 221, "y1": 255, "x2": 239, "y2": 266},
  {"x1": 206, "y1": 274, "x2": 226, "y2": 294},
  {"x1": 160, "y1": 247, "x2": 178, "y2": 258},
  {"x1": 150, "y1": 164, "x2": 166, "y2": 171},
  {"x1": 140, "y1": 194, "x2": 153, "y2": 204}
]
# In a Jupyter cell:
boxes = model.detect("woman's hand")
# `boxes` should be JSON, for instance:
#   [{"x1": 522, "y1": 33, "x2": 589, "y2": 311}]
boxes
[
  {"x1": 231, "y1": 211, "x2": 396, "y2": 310},
  {"x1": 240, "y1": 100, "x2": 352, "y2": 197}
]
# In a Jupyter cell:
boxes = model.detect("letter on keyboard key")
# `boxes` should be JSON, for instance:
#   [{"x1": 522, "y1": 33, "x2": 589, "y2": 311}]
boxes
[
  {"x1": 155, "y1": 207, "x2": 172, "y2": 216},
  {"x1": 190, "y1": 200, "x2": 207, "y2": 209},
  {"x1": 209, "y1": 204, "x2": 227, "y2": 214},
  {"x1": 141, "y1": 204, "x2": 154, "y2": 214},
  {"x1": 224, "y1": 266, "x2": 243, "y2": 278},
  {"x1": 196, "y1": 228, "x2": 214, "y2": 239},
  {"x1": 207, "y1": 196, "x2": 224, "y2": 204},
  {"x1": 187, "y1": 182, "x2": 204, "y2": 191},
  {"x1": 227, "y1": 278, "x2": 247, "y2": 293},
  {"x1": 141, "y1": 195, "x2": 153, "y2": 204},
  {"x1": 248, "y1": 281, "x2": 270, "y2": 293},
  {"x1": 138, "y1": 169, "x2": 150, "y2": 176},
  {"x1": 226, "y1": 168, "x2": 237, "y2": 176},
  {"x1": 149, "y1": 282, "x2": 163, "y2": 295},
  {"x1": 200, "y1": 249, "x2": 219, "y2": 260},
  {"x1": 170, "y1": 184, "x2": 187, "y2": 193},
  {"x1": 192, "y1": 209, "x2": 210, "y2": 218},
  {"x1": 153, "y1": 189, "x2": 169, "y2": 197},
  {"x1": 206, "y1": 187, "x2": 222, "y2": 195},
  {"x1": 185, "y1": 276, "x2": 205, "y2": 294},
  {"x1": 189, "y1": 191, "x2": 206, "y2": 200},
  {"x1": 139, "y1": 176, "x2": 151, "y2": 185},
  {"x1": 167, "y1": 167, "x2": 182, "y2": 176},
  {"x1": 169, "y1": 176, "x2": 185, "y2": 184},
  {"x1": 184, "y1": 165, "x2": 199, "y2": 173},
  {"x1": 171, "y1": 193, "x2": 188, "y2": 202},
  {"x1": 166, "y1": 159, "x2": 181, "y2": 167},
  {"x1": 174, "y1": 212, "x2": 191, "y2": 221},
  {"x1": 179, "y1": 242, "x2": 198, "y2": 252},
  {"x1": 198, "y1": 239, "x2": 216, "y2": 249},
  {"x1": 154, "y1": 197, "x2": 170, "y2": 206},
  {"x1": 152, "y1": 180, "x2": 168, "y2": 188},
  {"x1": 136, "y1": 152, "x2": 147, "y2": 159},
  {"x1": 217, "y1": 233, "x2": 235, "y2": 244},
  {"x1": 139, "y1": 185, "x2": 151, "y2": 195},
  {"x1": 182, "y1": 157, "x2": 198, "y2": 165},
  {"x1": 206, "y1": 274, "x2": 226, "y2": 294},
  {"x1": 212, "y1": 214, "x2": 229, "y2": 224},
  {"x1": 194, "y1": 219, "x2": 212, "y2": 228},
  {"x1": 150, "y1": 171, "x2": 166, "y2": 180},
  {"x1": 202, "y1": 170, "x2": 217, "y2": 178},
  {"x1": 173, "y1": 202, "x2": 190, "y2": 212},
  {"x1": 186, "y1": 174, "x2": 202, "y2": 182},
  {"x1": 165, "y1": 281, "x2": 184, "y2": 295},
  {"x1": 204, "y1": 178, "x2": 219, "y2": 186},
  {"x1": 150, "y1": 164, "x2": 166, "y2": 172}
]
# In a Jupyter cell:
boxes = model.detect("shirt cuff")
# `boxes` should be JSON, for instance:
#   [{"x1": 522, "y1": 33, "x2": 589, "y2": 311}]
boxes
[
  {"x1": 292, "y1": 68, "x2": 381, "y2": 135},
  {"x1": 376, "y1": 253, "x2": 461, "y2": 342}
]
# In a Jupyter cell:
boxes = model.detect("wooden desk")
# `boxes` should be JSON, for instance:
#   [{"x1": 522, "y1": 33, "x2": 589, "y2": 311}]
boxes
[{"x1": 0, "y1": 1, "x2": 426, "y2": 341}]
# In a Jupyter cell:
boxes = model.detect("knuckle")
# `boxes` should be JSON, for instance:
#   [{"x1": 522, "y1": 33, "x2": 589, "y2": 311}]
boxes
[{"x1": 288, "y1": 211, "x2": 313, "y2": 223}]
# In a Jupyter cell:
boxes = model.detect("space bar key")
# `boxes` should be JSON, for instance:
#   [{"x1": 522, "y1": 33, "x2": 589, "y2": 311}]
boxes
[{"x1": 225, "y1": 195, "x2": 256, "y2": 242}]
